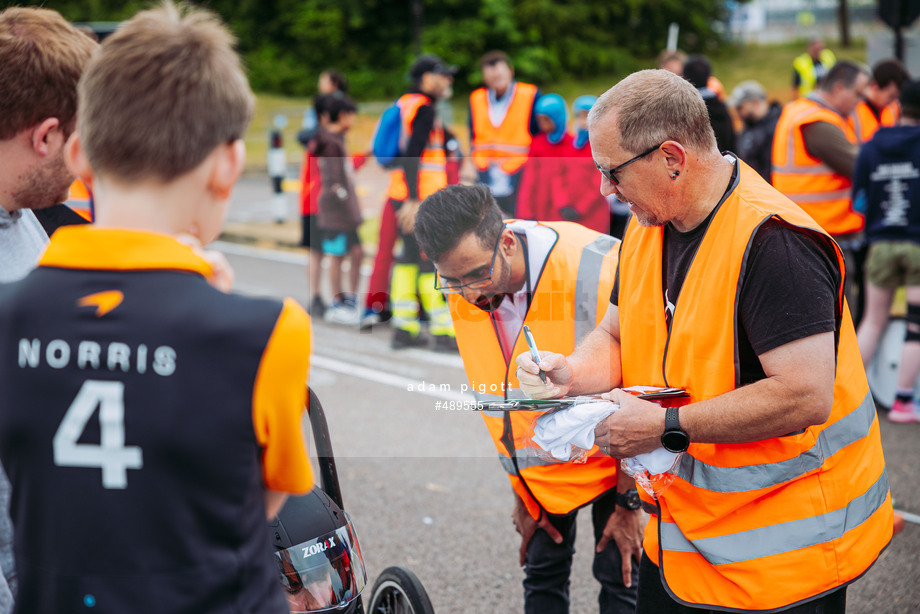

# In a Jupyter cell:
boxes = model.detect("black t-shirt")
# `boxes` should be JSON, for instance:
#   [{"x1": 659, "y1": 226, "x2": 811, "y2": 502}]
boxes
[{"x1": 612, "y1": 165, "x2": 840, "y2": 385}]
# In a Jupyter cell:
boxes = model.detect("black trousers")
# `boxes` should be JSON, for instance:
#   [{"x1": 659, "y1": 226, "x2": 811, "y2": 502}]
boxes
[{"x1": 523, "y1": 491, "x2": 638, "y2": 614}]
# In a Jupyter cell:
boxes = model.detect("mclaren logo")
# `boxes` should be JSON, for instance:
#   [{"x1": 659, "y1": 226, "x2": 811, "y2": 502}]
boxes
[{"x1": 78, "y1": 290, "x2": 124, "y2": 317}]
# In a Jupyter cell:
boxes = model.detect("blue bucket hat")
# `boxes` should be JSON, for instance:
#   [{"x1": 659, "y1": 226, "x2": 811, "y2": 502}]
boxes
[
  {"x1": 572, "y1": 95, "x2": 597, "y2": 115},
  {"x1": 535, "y1": 93, "x2": 568, "y2": 145},
  {"x1": 572, "y1": 95, "x2": 597, "y2": 149}
]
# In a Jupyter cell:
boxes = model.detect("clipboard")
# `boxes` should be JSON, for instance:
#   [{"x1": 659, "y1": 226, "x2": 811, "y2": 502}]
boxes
[{"x1": 473, "y1": 387, "x2": 688, "y2": 412}]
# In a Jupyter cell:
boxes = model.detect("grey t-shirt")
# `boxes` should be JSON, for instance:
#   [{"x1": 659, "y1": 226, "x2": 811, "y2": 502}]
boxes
[{"x1": 0, "y1": 205, "x2": 49, "y2": 612}]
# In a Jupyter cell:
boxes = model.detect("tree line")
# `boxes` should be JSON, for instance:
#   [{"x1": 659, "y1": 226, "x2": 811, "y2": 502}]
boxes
[{"x1": 30, "y1": 0, "x2": 729, "y2": 99}]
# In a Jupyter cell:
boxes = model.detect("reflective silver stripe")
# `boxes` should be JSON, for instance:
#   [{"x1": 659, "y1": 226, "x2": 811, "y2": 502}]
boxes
[
  {"x1": 498, "y1": 447, "x2": 565, "y2": 475},
  {"x1": 471, "y1": 144, "x2": 530, "y2": 154},
  {"x1": 771, "y1": 162, "x2": 836, "y2": 175},
  {"x1": 676, "y1": 393, "x2": 876, "y2": 493},
  {"x1": 660, "y1": 468, "x2": 890, "y2": 565},
  {"x1": 779, "y1": 189, "x2": 851, "y2": 203},
  {"x1": 419, "y1": 162, "x2": 446, "y2": 171},
  {"x1": 574, "y1": 235, "x2": 618, "y2": 344}
]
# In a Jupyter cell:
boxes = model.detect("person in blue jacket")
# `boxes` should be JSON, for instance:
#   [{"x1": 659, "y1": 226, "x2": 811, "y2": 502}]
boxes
[{"x1": 854, "y1": 80, "x2": 920, "y2": 423}]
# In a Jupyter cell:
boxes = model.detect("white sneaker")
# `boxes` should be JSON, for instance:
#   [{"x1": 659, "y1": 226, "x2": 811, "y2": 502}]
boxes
[{"x1": 325, "y1": 303, "x2": 361, "y2": 325}]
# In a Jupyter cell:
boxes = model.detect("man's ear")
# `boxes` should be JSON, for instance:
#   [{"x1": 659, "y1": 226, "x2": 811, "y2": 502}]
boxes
[
  {"x1": 208, "y1": 139, "x2": 246, "y2": 202},
  {"x1": 30, "y1": 117, "x2": 64, "y2": 157},
  {"x1": 660, "y1": 141, "x2": 687, "y2": 173},
  {"x1": 501, "y1": 226, "x2": 517, "y2": 256},
  {"x1": 64, "y1": 132, "x2": 94, "y2": 191}
]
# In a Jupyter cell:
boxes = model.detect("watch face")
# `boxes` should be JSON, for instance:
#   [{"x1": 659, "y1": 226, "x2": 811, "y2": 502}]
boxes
[
  {"x1": 661, "y1": 429, "x2": 690, "y2": 453},
  {"x1": 617, "y1": 489, "x2": 641, "y2": 510},
  {"x1": 624, "y1": 490, "x2": 640, "y2": 510}
]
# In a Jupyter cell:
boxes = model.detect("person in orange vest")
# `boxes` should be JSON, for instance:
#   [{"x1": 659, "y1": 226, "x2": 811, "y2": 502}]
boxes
[
  {"x1": 853, "y1": 58, "x2": 911, "y2": 144},
  {"x1": 772, "y1": 60, "x2": 871, "y2": 323},
  {"x1": 469, "y1": 51, "x2": 541, "y2": 216},
  {"x1": 414, "y1": 184, "x2": 638, "y2": 614},
  {"x1": 516, "y1": 69, "x2": 892, "y2": 614},
  {"x1": 387, "y1": 55, "x2": 458, "y2": 351}
]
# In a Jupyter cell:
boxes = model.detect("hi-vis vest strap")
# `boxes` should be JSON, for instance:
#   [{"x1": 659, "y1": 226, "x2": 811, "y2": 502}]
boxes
[
  {"x1": 618, "y1": 161, "x2": 892, "y2": 612},
  {"x1": 853, "y1": 100, "x2": 901, "y2": 144},
  {"x1": 449, "y1": 221, "x2": 620, "y2": 519},
  {"x1": 386, "y1": 93, "x2": 447, "y2": 202},
  {"x1": 65, "y1": 179, "x2": 93, "y2": 222},
  {"x1": 772, "y1": 96, "x2": 864, "y2": 235},
  {"x1": 470, "y1": 82, "x2": 538, "y2": 175},
  {"x1": 793, "y1": 49, "x2": 836, "y2": 97}
]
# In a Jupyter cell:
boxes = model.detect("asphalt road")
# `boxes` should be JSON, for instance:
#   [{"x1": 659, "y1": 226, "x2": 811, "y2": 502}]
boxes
[{"x1": 219, "y1": 179, "x2": 920, "y2": 614}]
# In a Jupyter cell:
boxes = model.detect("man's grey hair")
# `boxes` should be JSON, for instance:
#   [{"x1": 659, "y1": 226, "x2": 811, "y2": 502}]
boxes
[
  {"x1": 587, "y1": 69, "x2": 717, "y2": 155},
  {"x1": 818, "y1": 60, "x2": 871, "y2": 93}
]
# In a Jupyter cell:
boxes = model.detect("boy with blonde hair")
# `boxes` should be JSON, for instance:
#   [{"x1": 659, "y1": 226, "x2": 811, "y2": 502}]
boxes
[{"x1": 0, "y1": 3, "x2": 313, "y2": 612}]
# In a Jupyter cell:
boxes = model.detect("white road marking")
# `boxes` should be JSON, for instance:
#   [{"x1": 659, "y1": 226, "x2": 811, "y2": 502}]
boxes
[
  {"x1": 312, "y1": 355, "x2": 474, "y2": 403},
  {"x1": 213, "y1": 240, "x2": 372, "y2": 274}
]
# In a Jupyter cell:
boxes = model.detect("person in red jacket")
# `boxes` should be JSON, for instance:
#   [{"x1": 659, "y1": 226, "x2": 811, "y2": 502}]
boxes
[
  {"x1": 568, "y1": 95, "x2": 618, "y2": 235},
  {"x1": 516, "y1": 94, "x2": 574, "y2": 223}
]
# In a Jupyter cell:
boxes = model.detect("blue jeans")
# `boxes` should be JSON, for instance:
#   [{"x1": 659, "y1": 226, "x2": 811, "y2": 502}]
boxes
[
  {"x1": 636, "y1": 552, "x2": 847, "y2": 614},
  {"x1": 523, "y1": 491, "x2": 638, "y2": 614}
]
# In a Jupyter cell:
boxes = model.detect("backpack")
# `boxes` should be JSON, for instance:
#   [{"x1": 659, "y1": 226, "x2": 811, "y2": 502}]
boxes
[{"x1": 371, "y1": 101, "x2": 402, "y2": 168}]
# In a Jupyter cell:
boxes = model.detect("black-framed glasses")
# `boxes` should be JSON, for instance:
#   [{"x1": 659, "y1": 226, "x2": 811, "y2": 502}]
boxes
[
  {"x1": 434, "y1": 225, "x2": 505, "y2": 294},
  {"x1": 594, "y1": 142, "x2": 663, "y2": 185}
]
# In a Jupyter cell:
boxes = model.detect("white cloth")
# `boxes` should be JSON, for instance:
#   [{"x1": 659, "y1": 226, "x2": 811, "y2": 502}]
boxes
[
  {"x1": 632, "y1": 447, "x2": 680, "y2": 475},
  {"x1": 532, "y1": 400, "x2": 681, "y2": 473},
  {"x1": 533, "y1": 401, "x2": 617, "y2": 460}
]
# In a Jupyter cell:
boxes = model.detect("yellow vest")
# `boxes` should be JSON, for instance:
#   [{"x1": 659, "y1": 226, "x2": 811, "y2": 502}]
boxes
[
  {"x1": 793, "y1": 49, "x2": 837, "y2": 97},
  {"x1": 618, "y1": 161, "x2": 892, "y2": 611}
]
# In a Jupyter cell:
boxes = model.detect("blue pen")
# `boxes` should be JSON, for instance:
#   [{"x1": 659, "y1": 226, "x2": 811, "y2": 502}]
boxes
[{"x1": 522, "y1": 325, "x2": 547, "y2": 384}]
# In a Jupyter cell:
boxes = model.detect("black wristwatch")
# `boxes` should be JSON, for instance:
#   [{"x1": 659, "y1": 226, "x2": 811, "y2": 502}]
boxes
[
  {"x1": 660, "y1": 406, "x2": 690, "y2": 453},
  {"x1": 616, "y1": 489, "x2": 641, "y2": 510}
]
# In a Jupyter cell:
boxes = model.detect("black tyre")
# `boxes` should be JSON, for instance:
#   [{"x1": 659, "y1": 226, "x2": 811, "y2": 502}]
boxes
[{"x1": 366, "y1": 566, "x2": 435, "y2": 614}]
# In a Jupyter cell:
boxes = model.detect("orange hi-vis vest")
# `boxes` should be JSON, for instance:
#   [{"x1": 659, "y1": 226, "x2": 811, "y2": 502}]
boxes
[
  {"x1": 853, "y1": 99, "x2": 901, "y2": 144},
  {"x1": 772, "y1": 96, "x2": 864, "y2": 236},
  {"x1": 65, "y1": 179, "x2": 93, "y2": 222},
  {"x1": 470, "y1": 82, "x2": 538, "y2": 175},
  {"x1": 450, "y1": 221, "x2": 620, "y2": 519},
  {"x1": 618, "y1": 161, "x2": 892, "y2": 612},
  {"x1": 386, "y1": 93, "x2": 447, "y2": 202}
]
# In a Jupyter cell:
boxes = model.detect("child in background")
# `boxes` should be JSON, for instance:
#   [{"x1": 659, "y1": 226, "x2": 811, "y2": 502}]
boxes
[
  {"x1": 316, "y1": 95, "x2": 365, "y2": 324},
  {"x1": 568, "y1": 95, "x2": 620, "y2": 235},
  {"x1": 515, "y1": 93, "x2": 573, "y2": 223}
]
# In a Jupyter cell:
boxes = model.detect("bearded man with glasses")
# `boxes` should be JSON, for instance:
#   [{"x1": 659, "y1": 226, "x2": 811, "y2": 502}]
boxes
[{"x1": 415, "y1": 184, "x2": 639, "y2": 614}]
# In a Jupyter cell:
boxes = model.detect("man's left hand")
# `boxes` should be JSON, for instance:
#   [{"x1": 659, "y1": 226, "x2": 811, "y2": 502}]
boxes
[
  {"x1": 596, "y1": 506, "x2": 647, "y2": 588},
  {"x1": 595, "y1": 389, "x2": 667, "y2": 458}
]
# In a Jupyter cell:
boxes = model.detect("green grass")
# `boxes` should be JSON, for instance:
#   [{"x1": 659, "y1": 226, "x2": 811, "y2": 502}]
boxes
[{"x1": 244, "y1": 39, "x2": 869, "y2": 173}]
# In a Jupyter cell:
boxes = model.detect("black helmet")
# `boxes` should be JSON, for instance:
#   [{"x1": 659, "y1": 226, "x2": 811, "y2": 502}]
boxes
[{"x1": 270, "y1": 487, "x2": 367, "y2": 613}]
